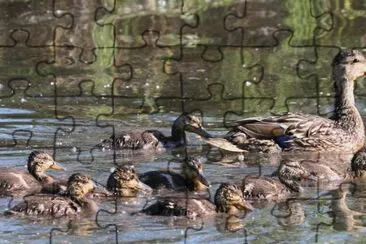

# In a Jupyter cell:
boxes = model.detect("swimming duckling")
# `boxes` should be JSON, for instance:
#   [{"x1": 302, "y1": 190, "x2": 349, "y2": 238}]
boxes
[
  {"x1": 141, "y1": 183, "x2": 253, "y2": 219},
  {"x1": 139, "y1": 157, "x2": 210, "y2": 192},
  {"x1": 98, "y1": 114, "x2": 208, "y2": 151},
  {"x1": 0, "y1": 151, "x2": 64, "y2": 196},
  {"x1": 201, "y1": 50, "x2": 366, "y2": 153},
  {"x1": 242, "y1": 160, "x2": 312, "y2": 200},
  {"x1": 5, "y1": 173, "x2": 96, "y2": 218},
  {"x1": 106, "y1": 164, "x2": 152, "y2": 197}
]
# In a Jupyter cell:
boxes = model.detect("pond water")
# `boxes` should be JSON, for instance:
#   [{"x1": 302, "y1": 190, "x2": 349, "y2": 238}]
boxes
[{"x1": 1, "y1": 0, "x2": 366, "y2": 243}]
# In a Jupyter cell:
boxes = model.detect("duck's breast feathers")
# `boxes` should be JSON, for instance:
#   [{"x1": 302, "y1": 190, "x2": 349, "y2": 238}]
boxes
[
  {"x1": 139, "y1": 171, "x2": 186, "y2": 190},
  {"x1": 6, "y1": 194, "x2": 80, "y2": 218}
]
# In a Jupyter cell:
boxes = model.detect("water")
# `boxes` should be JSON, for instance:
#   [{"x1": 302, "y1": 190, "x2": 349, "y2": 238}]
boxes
[{"x1": 1, "y1": 0, "x2": 366, "y2": 243}]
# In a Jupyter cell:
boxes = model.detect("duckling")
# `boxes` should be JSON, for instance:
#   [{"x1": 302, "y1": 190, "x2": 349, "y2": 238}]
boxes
[
  {"x1": 201, "y1": 50, "x2": 366, "y2": 153},
  {"x1": 141, "y1": 183, "x2": 253, "y2": 219},
  {"x1": 0, "y1": 151, "x2": 64, "y2": 196},
  {"x1": 242, "y1": 161, "x2": 312, "y2": 200},
  {"x1": 139, "y1": 157, "x2": 210, "y2": 192},
  {"x1": 351, "y1": 148, "x2": 366, "y2": 180},
  {"x1": 106, "y1": 164, "x2": 152, "y2": 197},
  {"x1": 5, "y1": 173, "x2": 96, "y2": 218},
  {"x1": 98, "y1": 114, "x2": 208, "y2": 151}
]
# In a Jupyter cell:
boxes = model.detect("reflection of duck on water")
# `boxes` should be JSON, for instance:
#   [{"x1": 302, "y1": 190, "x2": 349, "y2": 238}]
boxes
[{"x1": 201, "y1": 50, "x2": 366, "y2": 153}]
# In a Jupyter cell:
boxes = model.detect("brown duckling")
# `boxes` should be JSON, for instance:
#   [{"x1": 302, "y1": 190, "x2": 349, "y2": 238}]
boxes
[
  {"x1": 0, "y1": 151, "x2": 64, "y2": 196},
  {"x1": 139, "y1": 157, "x2": 210, "y2": 192},
  {"x1": 5, "y1": 173, "x2": 96, "y2": 218},
  {"x1": 141, "y1": 183, "x2": 253, "y2": 219},
  {"x1": 98, "y1": 114, "x2": 207, "y2": 151},
  {"x1": 106, "y1": 164, "x2": 152, "y2": 197},
  {"x1": 242, "y1": 160, "x2": 313, "y2": 200}
]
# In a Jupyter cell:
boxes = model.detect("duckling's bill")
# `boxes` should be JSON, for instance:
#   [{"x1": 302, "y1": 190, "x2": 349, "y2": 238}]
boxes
[{"x1": 49, "y1": 161, "x2": 65, "y2": 171}]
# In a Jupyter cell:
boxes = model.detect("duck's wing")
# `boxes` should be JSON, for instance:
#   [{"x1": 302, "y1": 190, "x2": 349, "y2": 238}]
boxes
[
  {"x1": 0, "y1": 171, "x2": 41, "y2": 195},
  {"x1": 97, "y1": 130, "x2": 161, "y2": 150},
  {"x1": 139, "y1": 171, "x2": 186, "y2": 191},
  {"x1": 5, "y1": 194, "x2": 80, "y2": 218}
]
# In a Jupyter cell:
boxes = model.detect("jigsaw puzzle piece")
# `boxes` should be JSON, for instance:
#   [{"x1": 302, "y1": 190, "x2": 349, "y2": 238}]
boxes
[
  {"x1": 225, "y1": 0, "x2": 333, "y2": 47},
  {"x1": 53, "y1": 0, "x2": 113, "y2": 63},
  {"x1": 237, "y1": 31, "x2": 318, "y2": 114},
  {"x1": 0, "y1": 0, "x2": 71, "y2": 47},
  {"x1": 95, "y1": 0, "x2": 192, "y2": 48}
]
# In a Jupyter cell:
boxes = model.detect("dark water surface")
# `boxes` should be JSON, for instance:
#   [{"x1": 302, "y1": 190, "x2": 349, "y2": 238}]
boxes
[{"x1": 1, "y1": 0, "x2": 366, "y2": 243}]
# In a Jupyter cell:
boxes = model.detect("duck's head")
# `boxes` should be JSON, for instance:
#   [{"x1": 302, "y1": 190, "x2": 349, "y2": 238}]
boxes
[
  {"x1": 175, "y1": 114, "x2": 204, "y2": 132},
  {"x1": 107, "y1": 164, "x2": 152, "y2": 197},
  {"x1": 351, "y1": 149, "x2": 366, "y2": 180},
  {"x1": 332, "y1": 49, "x2": 366, "y2": 91},
  {"x1": 278, "y1": 161, "x2": 313, "y2": 192},
  {"x1": 27, "y1": 151, "x2": 64, "y2": 181},
  {"x1": 214, "y1": 183, "x2": 253, "y2": 214},
  {"x1": 182, "y1": 157, "x2": 210, "y2": 191},
  {"x1": 67, "y1": 173, "x2": 95, "y2": 201}
]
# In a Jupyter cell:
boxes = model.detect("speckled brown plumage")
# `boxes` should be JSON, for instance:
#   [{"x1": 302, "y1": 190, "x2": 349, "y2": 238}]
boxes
[
  {"x1": 0, "y1": 151, "x2": 64, "y2": 196},
  {"x1": 201, "y1": 50, "x2": 366, "y2": 153},
  {"x1": 142, "y1": 183, "x2": 252, "y2": 219},
  {"x1": 5, "y1": 173, "x2": 96, "y2": 218}
]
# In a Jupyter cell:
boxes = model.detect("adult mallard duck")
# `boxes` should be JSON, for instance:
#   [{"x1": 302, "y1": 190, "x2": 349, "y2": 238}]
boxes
[
  {"x1": 141, "y1": 183, "x2": 253, "y2": 219},
  {"x1": 0, "y1": 151, "x2": 64, "y2": 196},
  {"x1": 201, "y1": 50, "x2": 366, "y2": 153},
  {"x1": 98, "y1": 114, "x2": 207, "y2": 151},
  {"x1": 106, "y1": 164, "x2": 152, "y2": 197},
  {"x1": 5, "y1": 173, "x2": 96, "y2": 218},
  {"x1": 139, "y1": 157, "x2": 210, "y2": 192}
]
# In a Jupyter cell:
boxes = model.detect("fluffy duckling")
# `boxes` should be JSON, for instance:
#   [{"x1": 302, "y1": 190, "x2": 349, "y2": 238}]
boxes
[
  {"x1": 5, "y1": 173, "x2": 96, "y2": 218},
  {"x1": 139, "y1": 157, "x2": 210, "y2": 192},
  {"x1": 0, "y1": 151, "x2": 64, "y2": 196},
  {"x1": 106, "y1": 164, "x2": 152, "y2": 197},
  {"x1": 242, "y1": 161, "x2": 313, "y2": 200},
  {"x1": 141, "y1": 183, "x2": 253, "y2": 219},
  {"x1": 98, "y1": 114, "x2": 207, "y2": 151}
]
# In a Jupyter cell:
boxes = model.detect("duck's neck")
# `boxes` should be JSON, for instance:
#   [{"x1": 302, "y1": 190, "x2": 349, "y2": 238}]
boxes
[
  {"x1": 170, "y1": 119, "x2": 185, "y2": 143},
  {"x1": 333, "y1": 76, "x2": 364, "y2": 136},
  {"x1": 32, "y1": 170, "x2": 51, "y2": 183}
]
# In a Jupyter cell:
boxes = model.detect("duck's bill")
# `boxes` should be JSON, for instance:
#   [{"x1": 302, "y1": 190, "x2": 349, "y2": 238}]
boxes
[
  {"x1": 186, "y1": 126, "x2": 212, "y2": 138},
  {"x1": 201, "y1": 137, "x2": 247, "y2": 153},
  {"x1": 237, "y1": 200, "x2": 254, "y2": 212},
  {"x1": 49, "y1": 162, "x2": 65, "y2": 171},
  {"x1": 198, "y1": 173, "x2": 211, "y2": 187}
]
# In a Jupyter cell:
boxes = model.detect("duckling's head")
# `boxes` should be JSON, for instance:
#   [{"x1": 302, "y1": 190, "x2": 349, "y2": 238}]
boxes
[
  {"x1": 181, "y1": 157, "x2": 210, "y2": 191},
  {"x1": 214, "y1": 183, "x2": 253, "y2": 214},
  {"x1": 27, "y1": 151, "x2": 64, "y2": 181},
  {"x1": 278, "y1": 161, "x2": 312, "y2": 192},
  {"x1": 67, "y1": 173, "x2": 95, "y2": 200},
  {"x1": 351, "y1": 149, "x2": 366, "y2": 180},
  {"x1": 332, "y1": 50, "x2": 366, "y2": 88},
  {"x1": 107, "y1": 164, "x2": 152, "y2": 197}
]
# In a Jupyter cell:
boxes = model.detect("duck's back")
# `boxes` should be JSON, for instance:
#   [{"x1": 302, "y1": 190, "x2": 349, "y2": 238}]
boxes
[
  {"x1": 5, "y1": 194, "x2": 80, "y2": 218},
  {"x1": 0, "y1": 169, "x2": 41, "y2": 195},
  {"x1": 98, "y1": 130, "x2": 165, "y2": 150},
  {"x1": 142, "y1": 197, "x2": 215, "y2": 219},
  {"x1": 139, "y1": 171, "x2": 187, "y2": 191},
  {"x1": 242, "y1": 177, "x2": 289, "y2": 199}
]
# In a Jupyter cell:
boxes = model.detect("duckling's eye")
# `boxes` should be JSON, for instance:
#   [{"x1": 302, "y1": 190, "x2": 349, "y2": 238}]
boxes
[{"x1": 352, "y1": 59, "x2": 360, "y2": 64}]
